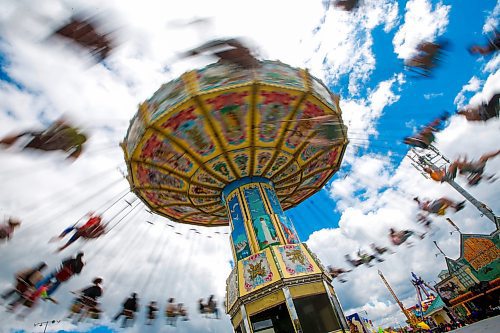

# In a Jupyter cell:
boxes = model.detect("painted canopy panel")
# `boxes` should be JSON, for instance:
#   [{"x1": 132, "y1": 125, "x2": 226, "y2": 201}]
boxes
[
  {"x1": 239, "y1": 250, "x2": 278, "y2": 296},
  {"x1": 148, "y1": 77, "x2": 190, "y2": 121},
  {"x1": 123, "y1": 60, "x2": 347, "y2": 226},
  {"x1": 273, "y1": 244, "x2": 318, "y2": 278}
]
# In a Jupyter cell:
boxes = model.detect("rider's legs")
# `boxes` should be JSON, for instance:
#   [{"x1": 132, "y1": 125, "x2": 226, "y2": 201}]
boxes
[{"x1": 57, "y1": 231, "x2": 82, "y2": 252}]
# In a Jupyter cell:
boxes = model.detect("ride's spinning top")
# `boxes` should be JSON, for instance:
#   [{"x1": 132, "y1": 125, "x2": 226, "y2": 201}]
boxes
[
  {"x1": 123, "y1": 59, "x2": 350, "y2": 333},
  {"x1": 122, "y1": 60, "x2": 347, "y2": 227}
]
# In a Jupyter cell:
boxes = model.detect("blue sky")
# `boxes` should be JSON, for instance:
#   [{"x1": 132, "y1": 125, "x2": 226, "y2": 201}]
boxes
[
  {"x1": 290, "y1": 0, "x2": 499, "y2": 240},
  {"x1": 0, "y1": 0, "x2": 499, "y2": 332}
]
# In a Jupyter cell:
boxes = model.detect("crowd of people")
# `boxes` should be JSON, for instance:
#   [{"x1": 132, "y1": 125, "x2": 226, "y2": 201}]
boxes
[
  {"x1": 1, "y1": 253, "x2": 84, "y2": 319},
  {"x1": 0, "y1": 255, "x2": 219, "y2": 326}
]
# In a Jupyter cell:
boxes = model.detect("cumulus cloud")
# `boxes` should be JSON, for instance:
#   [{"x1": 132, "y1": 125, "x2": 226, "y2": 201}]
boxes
[
  {"x1": 0, "y1": 0, "x2": 498, "y2": 332},
  {"x1": 340, "y1": 73, "x2": 405, "y2": 158},
  {"x1": 483, "y1": 2, "x2": 500, "y2": 33},
  {"x1": 483, "y1": 53, "x2": 500, "y2": 73},
  {"x1": 453, "y1": 76, "x2": 482, "y2": 108},
  {"x1": 456, "y1": 68, "x2": 500, "y2": 111},
  {"x1": 305, "y1": 0, "x2": 399, "y2": 94},
  {"x1": 306, "y1": 67, "x2": 500, "y2": 326},
  {"x1": 393, "y1": 0, "x2": 450, "y2": 60}
]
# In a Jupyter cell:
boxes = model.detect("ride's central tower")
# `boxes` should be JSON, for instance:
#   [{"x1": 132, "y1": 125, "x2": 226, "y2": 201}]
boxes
[
  {"x1": 223, "y1": 177, "x2": 348, "y2": 333},
  {"x1": 122, "y1": 60, "x2": 350, "y2": 333}
]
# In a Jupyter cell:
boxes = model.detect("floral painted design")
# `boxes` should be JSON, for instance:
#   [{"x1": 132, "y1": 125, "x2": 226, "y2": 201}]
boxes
[
  {"x1": 161, "y1": 106, "x2": 215, "y2": 156},
  {"x1": 266, "y1": 155, "x2": 289, "y2": 177},
  {"x1": 242, "y1": 253, "x2": 274, "y2": 292},
  {"x1": 197, "y1": 63, "x2": 250, "y2": 91},
  {"x1": 227, "y1": 269, "x2": 238, "y2": 308},
  {"x1": 189, "y1": 185, "x2": 219, "y2": 196},
  {"x1": 258, "y1": 90, "x2": 297, "y2": 143},
  {"x1": 233, "y1": 153, "x2": 249, "y2": 176},
  {"x1": 149, "y1": 78, "x2": 189, "y2": 120},
  {"x1": 259, "y1": 62, "x2": 304, "y2": 88},
  {"x1": 142, "y1": 190, "x2": 189, "y2": 206},
  {"x1": 140, "y1": 134, "x2": 193, "y2": 173},
  {"x1": 272, "y1": 163, "x2": 298, "y2": 182},
  {"x1": 278, "y1": 245, "x2": 314, "y2": 275},
  {"x1": 213, "y1": 161, "x2": 233, "y2": 180},
  {"x1": 255, "y1": 151, "x2": 272, "y2": 175},
  {"x1": 208, "y1": 92, "x2": 249, "y2": 146},
  {"x1": 311, "y1": 77, "x2": 335, "y2": 109},
  {"x1": 136, "y1": 164, "x2": 184, "y2": 189},
  {"x1": 300, "y1": 143, "x2": 321, "y2": 162},
  {"x1": 126, "y1": 113, "x2": 146, "y2": 154},
  {"x1": 284, "y1": 101, "x2": 326, "y2": 149},
  {"x1": 194, "y1": 171, "x2": 224, "y2": 186}
]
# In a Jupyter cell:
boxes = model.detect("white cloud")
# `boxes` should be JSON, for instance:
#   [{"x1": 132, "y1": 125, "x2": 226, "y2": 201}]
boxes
[
  {"x1": 483, "y1": 53, "x2": 500, "y2": 73},
  {"x1": 453, "y1": 76, "x2": 483, "y2": 108},
  {"x1": 0, "y1": 0, "x2": 498, "y2": 332},
  {"x1": 423, "y1": 92, "x2": 443, "y2": 100},
  {"x1": 305, "y1": 0, "x2": 399, "y2": 94},
  {"x1": 483, "y1": 2, "x2": 500, "y2": 33},
  {"x1": 455, "y1": 68, "x2": 500, "y2": 112},
  {"x1": 307, "y1": 68, "x2": 500, "y2": 327},
  {"x1": 341, "y1": 73, "x2": 405, "y2": 157},
  {"x1": 347, "y1": 299, "x2": 409, "y2": 328},
  {"x1": 393, "y1": 0, "x2": 450, "y2": 60}
]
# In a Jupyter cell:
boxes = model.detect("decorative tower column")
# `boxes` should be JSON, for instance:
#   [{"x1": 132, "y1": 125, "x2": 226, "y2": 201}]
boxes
[{"x1": 223, "y1": 177, "x2": 348, "y2": 333}]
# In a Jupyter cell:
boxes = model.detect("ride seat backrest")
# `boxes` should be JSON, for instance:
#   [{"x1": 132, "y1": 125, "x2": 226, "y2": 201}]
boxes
[
  {"x1": 71, "y1": 302, "x2": 83, "y2": 313},
  {"x1": 166, "y1": 309, "x2": 177, "y2": 317},
  {"x1": 123, "y1": 309, "x2": 134, "y2": 318},
  {"x1": 0, "y1": 224, "x2": 14, "y2": 239},
  {"x1": 201, "y1": 306, "x2": 215, "y2": 314},
  {"x1": 55, "y1": 266, "x2": 73, "y2": 282},
  {"x1": 15, "y1": 278, "x2": 31, "y2": 293}
]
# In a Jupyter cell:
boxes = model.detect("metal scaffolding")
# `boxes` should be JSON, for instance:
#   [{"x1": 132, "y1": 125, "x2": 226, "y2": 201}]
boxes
[
  {"x1": 378, "y1": 270, "x2": 419, "y2": 328},
  {"x1": 407, "y1": 145, "x2": 499, "y2": 229}
]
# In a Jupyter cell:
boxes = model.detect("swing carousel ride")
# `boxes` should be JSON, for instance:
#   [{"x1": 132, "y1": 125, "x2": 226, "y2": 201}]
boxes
[
  {"x1": 122, "y1": 60, "x2": 350, "y2": 332},
  {"x1": 1, "y1": 3, "x2": 500, "y2": 331}
]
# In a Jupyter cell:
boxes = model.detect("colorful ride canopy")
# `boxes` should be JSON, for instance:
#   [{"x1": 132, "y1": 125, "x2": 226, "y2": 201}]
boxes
[{"x1": 122, "y1": 60, "x2": 348, "y2": 226}]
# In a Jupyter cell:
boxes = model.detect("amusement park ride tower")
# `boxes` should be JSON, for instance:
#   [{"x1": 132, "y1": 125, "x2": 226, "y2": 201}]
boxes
[{"x1": 122, "y1": 60, "x2": 350, "y2": 333}]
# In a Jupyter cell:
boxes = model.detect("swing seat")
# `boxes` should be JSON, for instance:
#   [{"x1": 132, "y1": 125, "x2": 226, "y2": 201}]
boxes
[
  {"x1": 22, "y1": 291, "x2": 38, "y2": 308},
  {"x1": 55, "y1": 266, "x2": 74, "y2": 282},
  {"x1": 124, "y1": 309, "x2": 134, "y2": 319},
  {"x1": 429, "y1": 202, "x2": 448, "y2": 215},
  {"x1": 467, "y1": 174, "x2": 482, "y2": 186},
  {"x1": 0, "y1": 134, "x2": 22, "y2": 146},
  {"x1": 166, "y1": 310, "x2": 177, "y2": 317},
  {"x1": 89, "y1": 308, "x2": 101, "y2": 319},
  {"x1": 71, "y1": 302, "x2": 83, "y2": 313},
  {"x1": 81, "y1": 224, "x2": 106, "y2": 239},
  {"x1": 15, "y1": 279, "x2": 31, "y2": 294},
  {"x1": 403, "y1": 136, "x2": 429, "y2": 149},
  {"x1": 0, "y1": 229, "x2": 9, "y2": 239}
]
